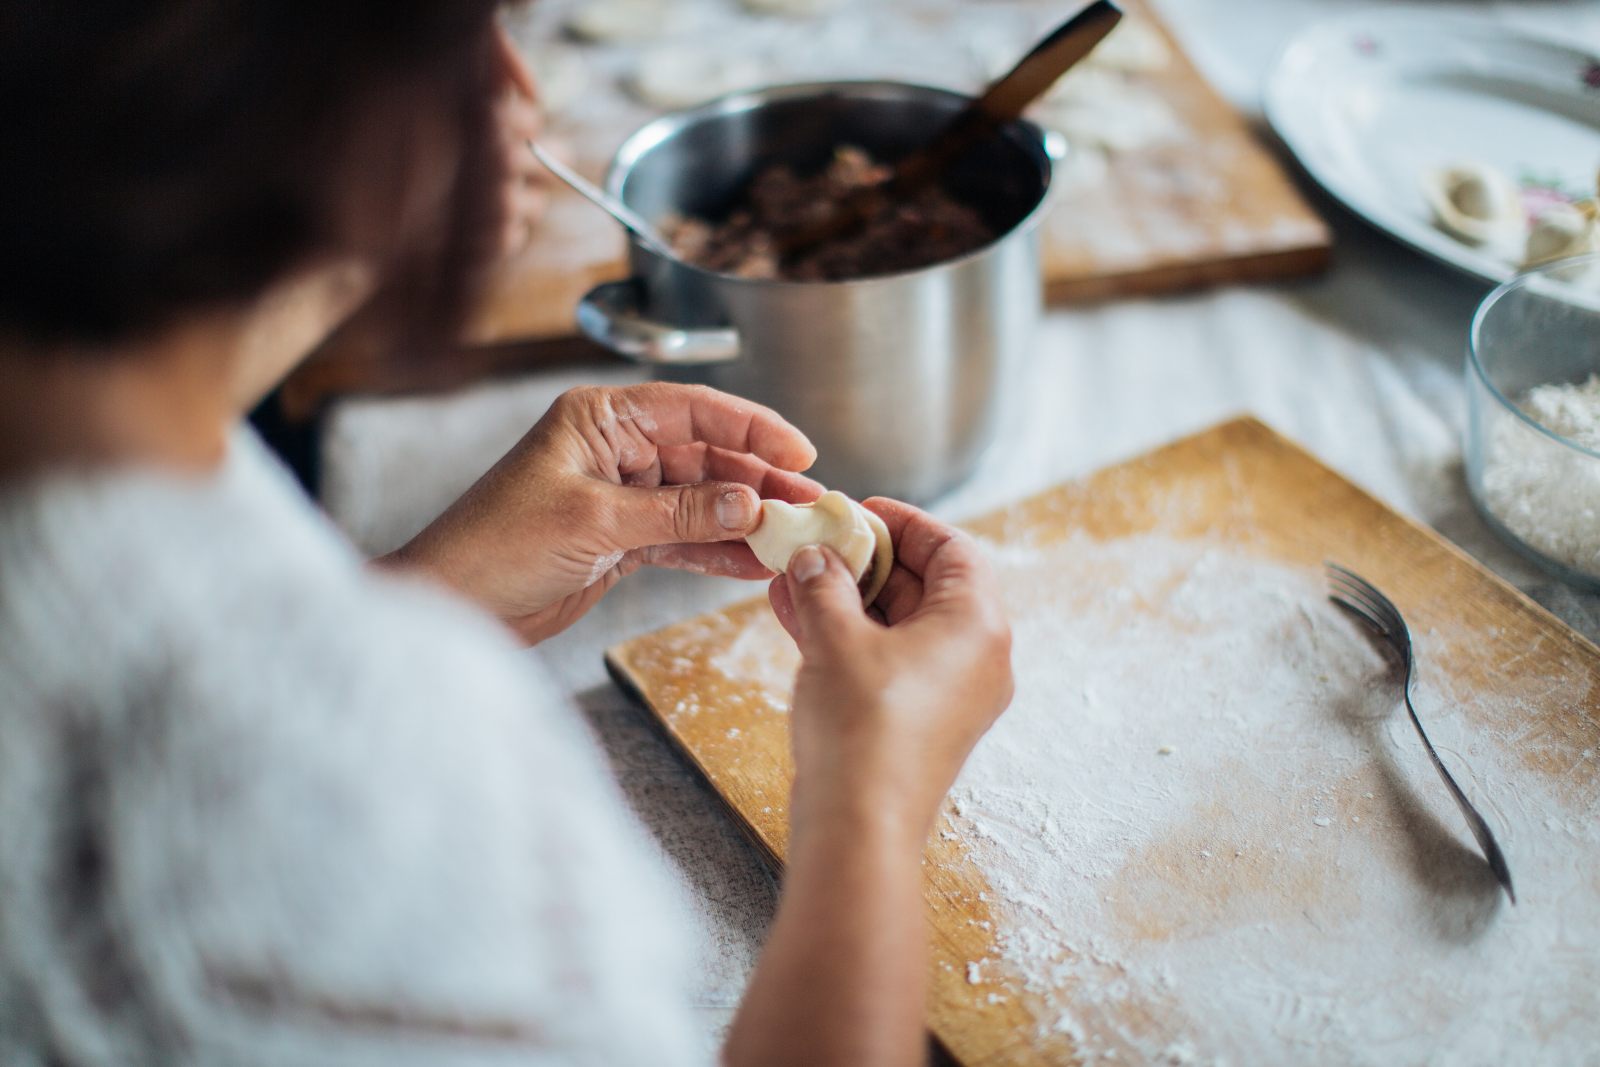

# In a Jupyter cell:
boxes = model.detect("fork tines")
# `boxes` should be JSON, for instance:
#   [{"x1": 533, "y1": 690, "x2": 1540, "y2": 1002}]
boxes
[{"x1": 1325, "y1": 562, "x2": 1412, "y2": 656}]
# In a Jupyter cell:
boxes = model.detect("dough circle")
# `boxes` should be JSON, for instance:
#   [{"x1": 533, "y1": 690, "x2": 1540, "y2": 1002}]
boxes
[
  {"x1": 746, "y1": 491, "x2": 894, "y2": 603},
  {"x1": 629, "y1": 46, "x2": 765, "y2": 109},
  {"x1": 564, "y1": 0, "x2": 669, "y2": 43}
]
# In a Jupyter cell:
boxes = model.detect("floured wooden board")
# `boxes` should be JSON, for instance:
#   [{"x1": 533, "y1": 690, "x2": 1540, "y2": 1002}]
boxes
[
  {"x1": 462, "y1": 0, "x2": 1330, "y2": 342},
  {"x1": 605, "y1": 417, "x2": 1600, "y2": 1066}
]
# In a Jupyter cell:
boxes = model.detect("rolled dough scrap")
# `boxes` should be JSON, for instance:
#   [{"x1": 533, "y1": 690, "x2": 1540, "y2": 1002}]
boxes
[
  {"x1": 629, "y1": 46, "x2": 766, "y2": 109},
  {"x1": 564, "y1": 0, "x2": 671, "y2": 43},
  {"x1": 746, "y1": 491, "x2": 894, "y2": 603}
]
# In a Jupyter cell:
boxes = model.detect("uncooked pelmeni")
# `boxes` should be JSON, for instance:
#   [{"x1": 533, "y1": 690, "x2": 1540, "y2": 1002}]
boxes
[
  {"x1": 564, "y1": 0, "x2": 672, "y2": 43},
  {"x1": 1422, "y1": 163, "x2": 1524, "y2": 252},
  {"x1": 629, "y1": 45, "x2": 766, "y2": 109},
  {"x1": 1523, "y1": 201, "x2": 1599, "y2": 268},
  {"x1": 746, "y1": 491, "x2": 893, "y2": 603}
]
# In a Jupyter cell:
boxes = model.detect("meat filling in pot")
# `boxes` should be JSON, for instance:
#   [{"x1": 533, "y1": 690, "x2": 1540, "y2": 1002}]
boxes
[{"x1": 661, "y1": 146, "x2": 995, "y2": 281}]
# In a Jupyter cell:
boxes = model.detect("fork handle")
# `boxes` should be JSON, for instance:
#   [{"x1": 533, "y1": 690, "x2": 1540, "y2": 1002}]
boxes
[{"x1": 1401, "y1": 688, "x2": 1517, "y2": 904}]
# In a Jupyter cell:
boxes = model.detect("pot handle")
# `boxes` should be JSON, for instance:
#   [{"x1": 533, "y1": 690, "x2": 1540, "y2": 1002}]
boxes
[{"x1": 577, "y1": 280, "x2": 741, "y2": 365}]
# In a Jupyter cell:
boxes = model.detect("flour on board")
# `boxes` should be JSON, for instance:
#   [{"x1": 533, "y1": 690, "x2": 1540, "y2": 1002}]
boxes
[
  {"x1": 937, "y1": 533, "x2": 1598, "y2": 1064},
  {"x1": 692, "y1": 528, "x2": 1599, "y2": 1063}
]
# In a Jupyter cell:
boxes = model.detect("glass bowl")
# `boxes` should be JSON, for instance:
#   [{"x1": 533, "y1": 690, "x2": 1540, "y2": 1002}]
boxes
[{"x1": 1465, "y1": 254, "x2": 1600, "y2": 591}]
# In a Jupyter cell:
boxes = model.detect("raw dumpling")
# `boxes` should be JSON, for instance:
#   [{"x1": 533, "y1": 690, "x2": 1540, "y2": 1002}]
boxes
[
  {"x1": 629, "y1": 45, "x2": 765, "y2": 109},
  {"x1": 1422, "y1": 163, "x2": 1523, "y2": 251},
  {"x1": 1523, "y1": 201, "x2": 1600, "y2": 268},
  {"x1": 564, "y1": 0, "x2": 673, "y2": 43},
  {"x1": 746, "y1": 491, "x2": 894, "y2": 603}
]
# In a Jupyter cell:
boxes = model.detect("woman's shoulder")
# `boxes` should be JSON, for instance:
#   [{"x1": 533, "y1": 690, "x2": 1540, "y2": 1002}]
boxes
[
  {"x1": 0, "y1": 422, "x2": 593, "y2": 804},
  {"x1": 0, "y1": 430, "x2": 506, "y2": 687},
  {"x1": 0, "y1": 430, "x2": 705, "y2": 1064},
  {"x1": 3, "y1": 426, "x2": 619, "y2": 770}
]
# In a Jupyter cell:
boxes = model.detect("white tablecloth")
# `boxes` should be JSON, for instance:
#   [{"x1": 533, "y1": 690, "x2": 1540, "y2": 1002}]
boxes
[{"x1": 319, "y1": 0, "x2": 1600, "y2": 1051}]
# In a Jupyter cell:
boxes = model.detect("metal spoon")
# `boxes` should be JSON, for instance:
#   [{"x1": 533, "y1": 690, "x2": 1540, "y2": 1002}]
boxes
[{"x1": 529, "y1": 140, "x2": 678, "y2": 260}]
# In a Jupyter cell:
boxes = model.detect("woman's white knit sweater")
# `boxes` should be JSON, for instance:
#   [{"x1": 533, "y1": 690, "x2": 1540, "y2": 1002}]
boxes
[{"x1": 0, "y1": 431, "x2": 702, "y2": 1066}]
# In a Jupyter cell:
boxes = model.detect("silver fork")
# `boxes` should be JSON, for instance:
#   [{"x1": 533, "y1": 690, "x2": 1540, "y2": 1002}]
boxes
[{"x1": 1325, "y1": 562, "x2": 1516, "y2": 904}]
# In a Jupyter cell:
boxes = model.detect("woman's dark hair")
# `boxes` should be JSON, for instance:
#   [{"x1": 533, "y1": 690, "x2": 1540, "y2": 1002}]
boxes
[{"x1": 0, "y1": 0, "x2": 508, "y2": 350}]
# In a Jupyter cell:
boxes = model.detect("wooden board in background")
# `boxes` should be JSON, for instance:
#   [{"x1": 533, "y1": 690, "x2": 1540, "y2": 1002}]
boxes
[
  {"x1": 605, "y1": 417, "x2": 1600, "y2": 1065},
  {"x1": 289, "y1": 0, "x2": 1331, "y2": 411},
  {"x1": 1036, "y1": 4, "x2": 1331, "y2": 301}
]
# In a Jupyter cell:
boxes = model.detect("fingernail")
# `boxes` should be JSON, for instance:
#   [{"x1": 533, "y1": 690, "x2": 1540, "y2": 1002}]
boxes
[
  {"x1": 789, "y1": 545, "x2": 825, "y2": 582},
  {"x1": 717, "y1": 489, "x2": 755, "y2": 531}
]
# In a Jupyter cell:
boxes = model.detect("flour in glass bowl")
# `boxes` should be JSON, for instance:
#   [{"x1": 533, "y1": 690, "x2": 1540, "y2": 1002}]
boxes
[{"x1": 1479, "y1": 373, "x2": 1600, "y2": 580}]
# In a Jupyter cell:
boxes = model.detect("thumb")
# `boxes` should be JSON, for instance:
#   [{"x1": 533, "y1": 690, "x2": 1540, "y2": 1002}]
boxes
[
  {"x1": 785, "y1": 545, "x2": 868, "y2": 648},
  {"x1": 612, "y1": 482, "x2": 760, "y2": 550}
]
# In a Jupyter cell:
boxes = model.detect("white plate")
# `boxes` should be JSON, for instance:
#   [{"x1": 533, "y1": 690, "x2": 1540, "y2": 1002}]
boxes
[{"x1": 1265, "y1": 10, "x2": 1600, "y2": 285}]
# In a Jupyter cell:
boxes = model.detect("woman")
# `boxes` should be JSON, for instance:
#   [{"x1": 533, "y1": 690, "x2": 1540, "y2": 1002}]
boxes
[{"x1": 0, "y1": 3, "x2": 1013, "y2": 1065}]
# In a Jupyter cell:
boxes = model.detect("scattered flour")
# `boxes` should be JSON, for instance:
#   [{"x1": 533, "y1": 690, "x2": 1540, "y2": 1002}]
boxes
[
  {"x1": 936, "y1": 533, "x2": 1600, "y2": 1064},
  {"x1": 1479, "y1": 373, "x2": 1600, "y2": 580},
  {"x1": 585, "y1": 550, "x2": 625, "y2": 588},
  {"x1": 708, "y1": 622, "x2": 798, "y2": 711},
  {"x1": 678, "y1": 523, "x2": 1599, "y2": 1063}
]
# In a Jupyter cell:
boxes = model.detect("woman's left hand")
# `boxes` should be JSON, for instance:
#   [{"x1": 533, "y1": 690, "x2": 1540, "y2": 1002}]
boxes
[{"x1": 382, "y1": 383, "x2": 823, "y2": 644}]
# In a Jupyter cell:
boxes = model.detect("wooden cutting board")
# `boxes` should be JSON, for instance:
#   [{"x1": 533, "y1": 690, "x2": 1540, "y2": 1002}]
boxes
[{"x1": 605, "y1": 417, "x2": 1600, "y2": 1065}]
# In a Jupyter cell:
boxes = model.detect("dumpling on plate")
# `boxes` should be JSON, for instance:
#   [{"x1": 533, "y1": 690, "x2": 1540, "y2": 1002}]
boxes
[
  {"x1": 1523, "y1": 200, "x2": 1599, "y2": 268},
  {"x1": 1421, "y1": 163, "x2": 1523, "y2": 253}
]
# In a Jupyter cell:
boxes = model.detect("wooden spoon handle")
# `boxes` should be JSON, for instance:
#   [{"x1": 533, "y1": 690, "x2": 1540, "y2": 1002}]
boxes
[{"x1": 890, "y1": 0, "x2": 1123, "y2": 194}]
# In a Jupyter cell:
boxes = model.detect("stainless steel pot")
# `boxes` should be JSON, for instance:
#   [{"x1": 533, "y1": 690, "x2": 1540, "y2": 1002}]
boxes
[{"x1": 576, "y1": 81, "x2": 1054, "y2": 502}]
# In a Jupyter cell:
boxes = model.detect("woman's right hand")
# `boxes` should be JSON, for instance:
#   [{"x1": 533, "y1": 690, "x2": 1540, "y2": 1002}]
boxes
[
  {"x1": 767, "y1": 499, "x2": 1014, "y2": 846},
  {"x1": 730, "y1": 503, "x2": 1009, "y2": 1067}
]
